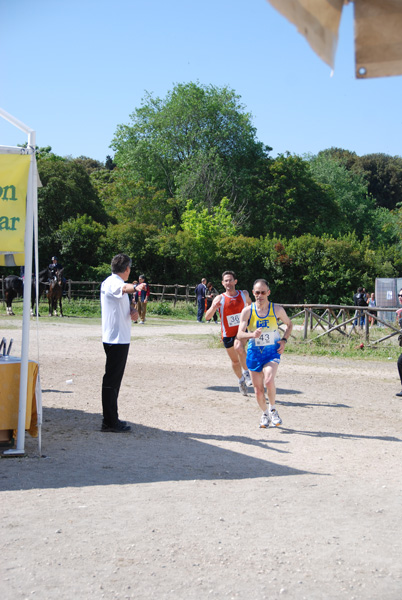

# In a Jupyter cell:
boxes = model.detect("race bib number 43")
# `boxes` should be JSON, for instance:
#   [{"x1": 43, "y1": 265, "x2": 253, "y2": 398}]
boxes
[
  {"x1": 227, "y1": 313, "x2": 241, "y2": 328},
  {"x1": 255, "y1": 331, "x2": 274, "y2": 346}
]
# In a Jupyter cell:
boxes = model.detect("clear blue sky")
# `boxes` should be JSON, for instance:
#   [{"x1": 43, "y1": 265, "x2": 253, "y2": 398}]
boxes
[{"x1": 1, "y1": 0, "x2": 401, "y2": 162}]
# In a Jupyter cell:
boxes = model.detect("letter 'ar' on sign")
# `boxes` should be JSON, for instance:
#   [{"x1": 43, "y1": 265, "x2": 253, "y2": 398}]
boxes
[{"x1": 0, "y1": 216, "x2": 20, "y2": 230}]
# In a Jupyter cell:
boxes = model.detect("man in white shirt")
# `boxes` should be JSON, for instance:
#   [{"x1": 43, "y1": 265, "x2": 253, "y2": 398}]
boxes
[{"x1": 100, "y1": 254, "x2": 145, "y2": 432}]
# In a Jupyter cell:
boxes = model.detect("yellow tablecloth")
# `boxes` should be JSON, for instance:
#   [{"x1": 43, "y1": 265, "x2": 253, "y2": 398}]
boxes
[{"x1": 0, "y1": 357, "x2": 38, "y2": 437}]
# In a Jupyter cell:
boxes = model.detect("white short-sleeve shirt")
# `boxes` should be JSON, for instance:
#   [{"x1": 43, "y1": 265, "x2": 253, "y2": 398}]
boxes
[{"x1": 101, "y1": 273, "x2": 131, "y2": 344}]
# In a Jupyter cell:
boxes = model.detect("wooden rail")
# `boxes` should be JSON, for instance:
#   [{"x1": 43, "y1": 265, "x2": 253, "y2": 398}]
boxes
[
  {"x1": 1, "y1": 278, "x2": 400, "y2": 345},
  {"x1": 281, "y1": 304, "x2": 400, "y2": 345}
]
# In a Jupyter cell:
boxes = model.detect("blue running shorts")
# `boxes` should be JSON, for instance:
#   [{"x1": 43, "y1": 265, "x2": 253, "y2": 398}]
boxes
[{"x1": 246, "y1": 343, "x2": 281, "y2": 372}]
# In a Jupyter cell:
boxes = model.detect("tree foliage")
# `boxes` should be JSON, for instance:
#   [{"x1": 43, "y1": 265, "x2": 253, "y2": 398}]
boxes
[
  {"x1": 111, "y1": 82, "x2": 270, "y2": 221},
  {"x1": 36, "y1": 153, "x2": 109, "y2": 274},
  {"x1": 4, "y1": 83, "x2": 402, "y2": 301}
]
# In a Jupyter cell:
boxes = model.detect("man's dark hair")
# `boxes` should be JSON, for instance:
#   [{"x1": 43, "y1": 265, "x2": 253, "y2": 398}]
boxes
[
  {"x1": 222, "y1": 270, "x2": 236, "y2": 279},
  {"x1": 111, "y1": 253, "x2": 132, "y2": 274},
  {"x1": 139, "y1": 274, "x2": 146, "y2": 280},
  {"x1": 253, "y1": 278, "x2": 270, "y2": 290}
]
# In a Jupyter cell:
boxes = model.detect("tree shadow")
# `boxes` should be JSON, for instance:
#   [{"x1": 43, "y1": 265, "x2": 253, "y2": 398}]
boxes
[
  {"x1": 280, "y1": 428, "x2": 402, "y2": 443},
  {"x1": 0, "y1": 406, "x2": 321, "y2": 492}
]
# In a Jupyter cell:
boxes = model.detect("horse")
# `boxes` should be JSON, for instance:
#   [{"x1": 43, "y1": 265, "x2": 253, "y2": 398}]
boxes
[
  {"x1": 47, "y1": 268, "x2": 64, "y2": 317},
  {"x1": 3, "y1": 269, "x2": 49, "y2": 316},
  {"x1": 4, "y1": 275, "x2": 23, "y2": 315},
  {"x1": 31, "y1": 268, "x2": 50, "y2": 316}
]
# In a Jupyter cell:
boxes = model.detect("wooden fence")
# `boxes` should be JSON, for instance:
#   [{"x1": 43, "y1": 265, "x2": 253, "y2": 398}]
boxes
[
  {"x1": 282, "y1": 304, "x2": 400, "y2": 346},
  {"x1": 0, "y1": 278, "x2": 197, "y2": 305},
  {"x1": 1, "y1": 278, "x2": 400, "y2": 345}
]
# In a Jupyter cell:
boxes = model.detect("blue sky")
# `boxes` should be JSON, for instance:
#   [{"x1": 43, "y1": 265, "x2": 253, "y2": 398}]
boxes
[{"x1": 1, "y1": 0, "x2": 401, "y2": 162}]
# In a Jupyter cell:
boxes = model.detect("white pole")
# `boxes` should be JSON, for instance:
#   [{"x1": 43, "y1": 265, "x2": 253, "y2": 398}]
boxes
[
  {"x1": 1, "y1": 108, "x2": 37, "y2": 457},
  {"x1": 4, "y1": 135, "x2": 36, "y2": 455},
  {"x1": 0, "y1": 107, "x2": 34, "y2": 135}
]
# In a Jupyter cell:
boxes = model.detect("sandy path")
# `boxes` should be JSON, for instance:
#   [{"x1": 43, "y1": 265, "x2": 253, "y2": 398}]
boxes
[{"x1": 1, "y1": 316, "x2": 401, "y2": 599}]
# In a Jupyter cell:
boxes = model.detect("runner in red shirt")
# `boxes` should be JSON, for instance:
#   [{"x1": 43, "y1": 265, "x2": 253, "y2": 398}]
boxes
[{"x1": 206, "y1": 270, "x2": 252, "y2": 395}]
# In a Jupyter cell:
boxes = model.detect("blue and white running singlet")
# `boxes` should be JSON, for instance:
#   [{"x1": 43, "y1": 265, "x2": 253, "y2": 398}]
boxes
[{"x1": 246, "y1": 302, "x2": 281, "y2": 371}]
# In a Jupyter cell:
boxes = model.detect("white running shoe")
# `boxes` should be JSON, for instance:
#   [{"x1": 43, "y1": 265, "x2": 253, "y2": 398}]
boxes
[
  {"x1": 238, "y1": 378, "x2": 248, "y2": 396},
  {"x1": 269, "y1": 406, "x2": 282, "y2": 427},
  {"x1": 259, "y1": 412, "x2": 270, "y2": 428},
  {"x1": 243, "y1": 370, "x2": 252, "y2": 387}
]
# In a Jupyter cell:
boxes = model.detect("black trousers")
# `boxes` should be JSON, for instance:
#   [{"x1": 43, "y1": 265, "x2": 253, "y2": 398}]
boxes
[
  {"x1": 398, "y1": 353, "x2": 402, "y2": 386},
  {"x1": 102, "y1": 343, "x2": 130, "y2": 426}
]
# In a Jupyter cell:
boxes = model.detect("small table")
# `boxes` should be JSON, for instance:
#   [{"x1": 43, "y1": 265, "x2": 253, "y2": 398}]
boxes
[{"x1": 0, "y1": 357, "x2": 39, "y2": 441}]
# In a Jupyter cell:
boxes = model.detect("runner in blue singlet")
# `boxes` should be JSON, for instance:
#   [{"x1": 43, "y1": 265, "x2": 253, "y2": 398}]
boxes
[{"x1": 237, "y1": 279, "x2": 293, "y2": 429}]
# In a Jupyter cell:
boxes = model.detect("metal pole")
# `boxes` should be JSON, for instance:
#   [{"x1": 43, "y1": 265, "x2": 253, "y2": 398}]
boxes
[{"x1": 7, "y1": 137, "x2": 36, "y2": 455}]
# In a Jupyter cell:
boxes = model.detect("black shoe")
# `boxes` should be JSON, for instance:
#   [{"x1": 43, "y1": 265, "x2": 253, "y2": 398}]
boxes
[
  {"x1": 396, "y1": 391, "x2": 402, "y2": 397},
  {"x1": 101, "y1": 421, "x2": 131, "y2": 433}
]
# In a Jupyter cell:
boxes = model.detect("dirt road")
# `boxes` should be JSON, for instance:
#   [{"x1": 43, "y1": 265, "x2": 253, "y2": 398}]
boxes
[{"x1": 1, "y1": 316, "x2": 401, "y2": 599}]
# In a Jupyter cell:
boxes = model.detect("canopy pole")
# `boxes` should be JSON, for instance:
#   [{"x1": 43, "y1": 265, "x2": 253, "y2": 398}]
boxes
[{"x1": 3, "y1": 132, "x2": 36, "y2": 456}]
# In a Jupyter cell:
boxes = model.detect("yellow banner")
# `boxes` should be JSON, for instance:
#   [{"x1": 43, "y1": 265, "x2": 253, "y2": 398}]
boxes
[
  {"x1": 0, "y1": 154, "x2": 31, "y2": 254},
  {"x1": 0, "y1": 252, "x2": 25, "y2": 267}
]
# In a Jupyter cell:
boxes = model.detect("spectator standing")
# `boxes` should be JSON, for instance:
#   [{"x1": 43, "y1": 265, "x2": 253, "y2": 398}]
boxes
[
  {"x1": 368, "y1": 292, "x2": 376, "y2": 326},
  {"x1": 195, "y1": 278, "x2": 207, "y2": 322},
  {"x1": 132, "y1": 280, "x2": 139, "y2": 324},
  {"x1": 137, "y1": 274, "x2": 150, "y2": 324},
  {"x1": 206, "y1": 282, "x2": 219, "y2": 323},
  {"x1": 353, "y1": 286, "x2": 367, "y2": 328},
  {"x1": 100, "y1": 254, "x2": 145, "y2": 432},
  {"x1": 396, "y1": 289, "x2": 402, "y2": 397}
]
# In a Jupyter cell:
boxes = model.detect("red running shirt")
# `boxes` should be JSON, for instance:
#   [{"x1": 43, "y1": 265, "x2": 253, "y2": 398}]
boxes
[{"x1": 218, "y1": 291, "x2": 247, "y2": 338}]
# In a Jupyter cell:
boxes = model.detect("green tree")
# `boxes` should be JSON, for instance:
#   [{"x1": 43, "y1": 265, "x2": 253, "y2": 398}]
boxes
[
  {"x1": 72, "y1": 156, "x2": 104, "y2": 174},
  {"x1": 37, "y1": 153, "x2": 109, "y2": 269},
  {"x1": 174, "y1": 198, "x2": 238, "y2": 277},
  {"x1": 317, "y1": 147, "x2": 358, "y2": 170},
  {"x1": 111, "y1": 82, "x2": 270, "y2": 220},
  {"x1": 55, "y1": 215, "x2": 107, "y2": 279},
  {"x1": 352, "y1": 153, "x2": 402, "y2": 210},
  {"x1": 254, "y1": 154, "x2": 340, "y2": 238},
  {"x1": 307, "y1": 152, "x2": 376, "y2": 238}
]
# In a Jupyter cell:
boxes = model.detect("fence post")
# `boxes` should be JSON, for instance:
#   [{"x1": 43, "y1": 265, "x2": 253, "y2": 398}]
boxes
[
  {"x1": 186, "y1": 284, "x2": 189, "y2": 303},
  {"x1": 303, "y1": 308, "x2": 309, "y2": 340},
  {"x1": 365, "y1": 311, "x2": 370, "y2": 343},
  {"x1": 68, "y1": 279, "x2": 72, "y2": 300},
  {"x1": 161, "y1": 285, "x2": 166, "y2": 301},
  {"x1": 174, "y1": 284, "x2": 178, "y2": 307}
]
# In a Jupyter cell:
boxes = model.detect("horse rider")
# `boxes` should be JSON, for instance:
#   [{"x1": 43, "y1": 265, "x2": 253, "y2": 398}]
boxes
[{"x1": 48, "y1": 256, "x2": 63, "y2": 279}]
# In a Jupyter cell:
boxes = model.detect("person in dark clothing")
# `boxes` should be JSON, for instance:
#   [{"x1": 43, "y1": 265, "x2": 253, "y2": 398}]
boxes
[
  {"x1": 396, "y1": 288, "x2": 402, "y2": 397},
  {"x1": 48, "y1": 256, "x2": 63, "y2": 277},
  {"x1": 353, "y1": 286, "x2": 367, "y2": 328},
  {"x1": 137, "y1": 274, "x2": 150, "y2": 324},
  {"x1": 205, "y1": 282, "x2": 219, "y2": 323},
  {"x1": 195, "y1": 278, "x2": 207, "y2": 322}
]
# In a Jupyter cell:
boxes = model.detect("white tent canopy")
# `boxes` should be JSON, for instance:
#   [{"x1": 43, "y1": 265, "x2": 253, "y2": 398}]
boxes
[{"x1": 0, "y1": 107, "x2": 40, "y2": 456}]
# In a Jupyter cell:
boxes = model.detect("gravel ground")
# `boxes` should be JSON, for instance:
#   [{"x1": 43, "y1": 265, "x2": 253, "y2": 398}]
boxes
[{"x1": 1, "y1": 315, "x2": 402, "y2": 600}]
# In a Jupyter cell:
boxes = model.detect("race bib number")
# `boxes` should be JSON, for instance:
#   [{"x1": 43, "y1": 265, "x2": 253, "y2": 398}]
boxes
[
  {"x1": 227, "y1": 313, "x2": 241, "y2": 328},
  {"x1": 255, "y1": 331, "x2": 274, "y2": 346}
]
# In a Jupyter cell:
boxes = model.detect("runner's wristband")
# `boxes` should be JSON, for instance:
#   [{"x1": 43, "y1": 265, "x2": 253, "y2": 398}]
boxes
[{"x1": 282, "y1": 338, "x2": 287, "y2": 343}]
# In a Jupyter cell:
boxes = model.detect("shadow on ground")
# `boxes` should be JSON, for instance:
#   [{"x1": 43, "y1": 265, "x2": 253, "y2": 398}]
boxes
[{"x1": 0, "y1": 405, "x2": 321, "y2": 491}]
